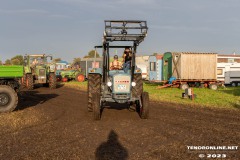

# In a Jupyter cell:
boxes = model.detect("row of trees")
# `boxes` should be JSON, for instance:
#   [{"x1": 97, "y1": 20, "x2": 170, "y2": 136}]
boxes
[
  {"x1": 1, "y1": 55, "x2": 24, "y2": 65},
  {"x1": 2, "y1": 50, "x2": 160, "y2": 65}
]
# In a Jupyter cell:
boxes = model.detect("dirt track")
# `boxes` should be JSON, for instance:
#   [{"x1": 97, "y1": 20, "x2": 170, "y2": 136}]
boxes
[{"x1": 0, "y1": 85, "x2": 239, "y2": 160}]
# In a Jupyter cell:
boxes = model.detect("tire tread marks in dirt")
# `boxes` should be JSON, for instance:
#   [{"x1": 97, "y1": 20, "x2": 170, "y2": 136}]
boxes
[
  {"x1": 132, "y1": 74, "x2": 143, "y2": 98},
  {"x1": 140, "y1": 92, "x2": 149, "y2": 119},
  {"x1": 49, "y1": 73, "x2": 57, "y2": 89},
  {"x1": 88, "y1": 74, "x2": 101, "y2": 112},
  {"x1": 0, "y1": 85, "x2": 18, "y2": 113},
  {"x1": 93, "y1": 92, "x2": 101, "y2": 120}
]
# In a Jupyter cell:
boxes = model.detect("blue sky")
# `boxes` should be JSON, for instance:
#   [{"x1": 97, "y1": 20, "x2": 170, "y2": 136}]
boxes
[{"x1": 0, "y1": 0, "x2": 240, "y2": 62}]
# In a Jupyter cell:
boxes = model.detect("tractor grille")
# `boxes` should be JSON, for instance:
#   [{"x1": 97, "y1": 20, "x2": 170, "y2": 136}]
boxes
[
  {"x1": 113, "y1": 75, "x2": 131, "y2": 93},
  {"x1": 39, "y1": 69, "x2": 46, "y2": 76}
]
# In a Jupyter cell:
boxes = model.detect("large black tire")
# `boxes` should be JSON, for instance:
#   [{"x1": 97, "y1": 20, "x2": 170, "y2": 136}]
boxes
[
  {"x1": 139, "y1": 92, "x2": 149, "y2": 119},
  {"x1": 92, "y1": 93, "x2": 101, "y2": 120},
  {"x1": 132, "y1": 74, "x2": 143, "y2": 98},
  {"x1": 0, "y1": 85, "x2": 18, "y2": 113},
  {"x1": 88, "y1": 74, "x2": 101, "y2": 112},
  {"x1": 49, "y1": 73, "x2": 57, "y2": 89},
  {"x1": 26, "y1": 74, "x2": 34, "y2": 90}
]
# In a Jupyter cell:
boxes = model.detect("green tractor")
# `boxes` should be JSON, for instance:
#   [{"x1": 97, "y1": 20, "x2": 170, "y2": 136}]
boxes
[
  {"x1": 88, "y1": 20, "x2": 149, "y2": 120},
  {"x1": 23, "y1": 54, "x2": 57, "y2": 90},
  {"x1": 0, "y1": 65, "x2": 23, "y2": 112},
  {"x1": 59, "y1": 68, "x2": 85, "y2": 82}
]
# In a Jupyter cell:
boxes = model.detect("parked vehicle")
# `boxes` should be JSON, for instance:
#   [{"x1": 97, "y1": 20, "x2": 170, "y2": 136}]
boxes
[
  {"x1": 88, "y1": 20, "x2": 149, "y2": 120},
  {"x1": 217, "y1": 63, "x2": 240, "y2": 86},
  {"x1": 217, "y1": 54, "x2": 240, "y2": 86},
  {"x1": 59, "y1": 68, "x2": 85, "y2": 82},
  {"x1": 23, "y1": 54, "x2": 56, "y2": 90},
  {"x1": 0, "y1": 65, "x2": 23, "y2": 112},
  {"x1": 161, "y1": 52, "x2": 222, "y2": 90}
]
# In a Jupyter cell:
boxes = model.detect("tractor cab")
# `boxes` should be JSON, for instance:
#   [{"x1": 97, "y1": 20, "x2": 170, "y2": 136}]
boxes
[{"x1": 88, "y1": 20, "x2": 149, "y2": 120}]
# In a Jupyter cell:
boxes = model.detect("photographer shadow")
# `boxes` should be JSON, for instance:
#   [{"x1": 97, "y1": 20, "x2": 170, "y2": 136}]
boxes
[{"x1": 95, "y1": 130, "x2": 128, "y2": 160}]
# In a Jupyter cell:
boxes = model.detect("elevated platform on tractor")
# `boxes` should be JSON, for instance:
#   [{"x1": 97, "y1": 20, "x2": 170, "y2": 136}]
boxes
[{"x1": 104, "y1": 20, "x2": 148, "y2": 44}]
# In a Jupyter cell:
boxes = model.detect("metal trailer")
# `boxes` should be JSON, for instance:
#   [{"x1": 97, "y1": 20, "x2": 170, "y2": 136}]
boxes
[
  {"x1": 161, "y1": 52, "x2": 222, "y2": 90},
  {"x1": 148, "y1": 55, "x2": 163, "y2": 81},
  {"x1": 135, "y1": 56, "x2": 149, "y2": 79},
  {"x1": 217, "y1": 62, "x2": 240, "y2": 86},
  {"x1": 0, "y1": 65, "x2": 23, "y2": 112}
]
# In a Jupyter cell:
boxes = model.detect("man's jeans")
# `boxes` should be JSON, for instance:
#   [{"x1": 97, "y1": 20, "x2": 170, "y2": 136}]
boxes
[{"x1": 123, "y1": 61, "x2": 131, "y2": 73}]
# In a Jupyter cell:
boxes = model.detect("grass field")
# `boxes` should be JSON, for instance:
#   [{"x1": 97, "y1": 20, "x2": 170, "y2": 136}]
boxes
[{"x1": 63, "y1": 81, "x2": 240, "y2": 109}]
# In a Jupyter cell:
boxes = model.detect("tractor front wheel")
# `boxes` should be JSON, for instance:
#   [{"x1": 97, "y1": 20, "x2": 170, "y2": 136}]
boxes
[
  {"x1": 88, "y1": 74, "x2": 101, "y2": 112},
  {"x1": 49, "y1": 73, "x2": 57, "y2": 89},
  {"x1": 92, "y1": 93, "x2": 101, "y2": 120},
  {"x1": 0, "y1": 85, "x2": 18, "y2": 113},
  {"x1": 139, "y1": 92, "x2": 149, "y2": 119},
  {"x1": 132, "y1": 74, "x2": 143, "y2": 98},
  {"x1": 26, "y1": 74, "x2": 34, "y2": 90}
]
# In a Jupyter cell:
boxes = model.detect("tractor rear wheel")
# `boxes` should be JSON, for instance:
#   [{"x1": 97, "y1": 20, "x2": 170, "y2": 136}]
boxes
[
  {"x1": 92, "y1": 93, "x2": 101, "y2": 120},
  {"x1": 132, "y1": 74, "x2": 143, "y2": 98},
  {"x1": 20, "y1": 75, "x2": 26, "y2": 89},
  {"x1": 26, "y1": 74, "x2": 34, "y2": 90},
  {"x1": 139, "y1": 92, "x2": 149, "y2": 119},
  {"x1": 75, "y1": 73, "x2": 85, "y2": 82},
  {"x1": 88, "y1": 74, "x2": 101, "y2": 112},
  {"x1": 49, "y1": 73, "x2": 57, "y2": 89},
  {"x1": 0, "y1": 85, "x2": 18, "y2": 113}
]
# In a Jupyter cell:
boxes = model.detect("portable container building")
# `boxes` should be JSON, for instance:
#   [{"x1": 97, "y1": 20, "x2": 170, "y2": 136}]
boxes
[
  {"x1": 161, "y1": 52, "x2": 220, "y2": 90},
  {"x1": 163, "y1": 52, "x2": 217, "y2": 81},
  {"x1": 148, "y1": 55, "x2": 163, "y2": 81}
]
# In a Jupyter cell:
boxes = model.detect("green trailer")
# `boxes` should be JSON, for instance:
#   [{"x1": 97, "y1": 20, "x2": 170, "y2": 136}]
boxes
[{"x1": 0, "y1": 65, "x2": 23, "y2": 112}]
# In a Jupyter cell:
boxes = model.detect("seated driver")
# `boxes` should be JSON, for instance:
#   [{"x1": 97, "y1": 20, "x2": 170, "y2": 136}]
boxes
[
  {"x1": 32, "y1": 58, "x2": 38, "y2": 65},
  {"x1": 110, "y1": 55, "x2": 122, "y2": 70}
]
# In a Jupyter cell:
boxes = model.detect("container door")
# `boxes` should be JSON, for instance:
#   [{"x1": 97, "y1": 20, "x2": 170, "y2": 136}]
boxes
[
  {"x1": 225, "y1": 65, "x2": 230, "y2": 84},
  {"x1": 149, "y1": 62, "x2": 157, "y2": 80}
]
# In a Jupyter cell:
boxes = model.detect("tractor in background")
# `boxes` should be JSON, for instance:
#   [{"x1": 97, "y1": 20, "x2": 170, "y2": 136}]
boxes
[
  {"x1": 58, "y1": 67, "x2": 85, "y2": 82},
  {"x1": 88, "y1": 20, "x2": 149, "y2": 120},
  {"x1": 23, "y1": 54, "x2": 56, "y2": 90}
]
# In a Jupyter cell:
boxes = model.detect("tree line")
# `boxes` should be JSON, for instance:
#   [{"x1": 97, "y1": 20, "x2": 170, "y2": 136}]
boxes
[{"x1": 1, "y1": 50, "x2": 159, "y2": 65}]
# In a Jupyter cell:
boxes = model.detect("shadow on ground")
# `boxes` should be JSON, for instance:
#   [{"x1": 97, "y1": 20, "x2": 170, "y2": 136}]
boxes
[
  {"x1": 95, "y1": 130, "x2": 128, "y2": 160},
  {"x1": 219, "y1": 87, "x2": 240, "y2": 96},
  {"x1": 17, "y1": 91, "x2": 59, "y2": 111}
]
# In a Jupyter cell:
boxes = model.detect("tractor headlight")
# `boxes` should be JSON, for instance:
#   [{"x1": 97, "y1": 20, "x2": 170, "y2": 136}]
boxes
[
  {"x1": 107, "y1": 82, "x2": 112, "y2": 87},
  {"x1": 132, "y1": 82, "x2": 136, "y2": 87}
]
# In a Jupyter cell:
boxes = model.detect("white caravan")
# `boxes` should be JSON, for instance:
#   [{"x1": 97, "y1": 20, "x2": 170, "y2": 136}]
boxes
[{"x1": 217, "y1": 63, "x2": 240, "y2": 86}]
